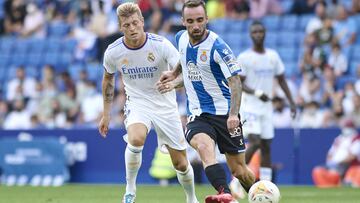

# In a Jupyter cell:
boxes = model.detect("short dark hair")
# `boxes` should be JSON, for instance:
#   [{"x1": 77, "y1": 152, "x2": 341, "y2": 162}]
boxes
[
  {"x1": 251, "y1": 20, "x2": 265, "y2": 28},
  {"x1": 182, "y1": 0, "x2": 206, "y2": 16}
]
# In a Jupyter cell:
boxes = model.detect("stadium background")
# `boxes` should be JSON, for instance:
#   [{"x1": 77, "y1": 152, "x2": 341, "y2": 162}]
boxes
[{"x1": 0, "y1": 0, "x2": 360, "y2": 187}]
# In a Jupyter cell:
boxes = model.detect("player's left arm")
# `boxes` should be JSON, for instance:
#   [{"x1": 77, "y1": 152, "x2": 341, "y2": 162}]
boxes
[{"x1": 276, "y1": 74, "x2": 296, "y2": 118}]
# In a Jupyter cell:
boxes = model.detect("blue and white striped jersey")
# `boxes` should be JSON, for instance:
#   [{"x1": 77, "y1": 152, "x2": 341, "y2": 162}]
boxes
[{"x1": 176, "y1": 30, "x2": 241, "y2": 116}]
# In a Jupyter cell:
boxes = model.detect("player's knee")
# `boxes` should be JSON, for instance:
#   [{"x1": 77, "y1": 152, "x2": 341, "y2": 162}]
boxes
[
  {"x1": 172, "y1": 160, "x2": 188, "y2": 172},
  {"x1": 128, "y1": 136, "x2": 145, "y2": 146}
]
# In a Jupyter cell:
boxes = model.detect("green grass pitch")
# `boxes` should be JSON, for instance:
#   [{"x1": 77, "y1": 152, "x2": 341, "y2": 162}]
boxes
[{"x1": 0, "y1": 184, "x2": 359, "y2": 203}]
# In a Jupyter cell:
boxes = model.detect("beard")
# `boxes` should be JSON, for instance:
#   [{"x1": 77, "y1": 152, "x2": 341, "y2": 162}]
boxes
[{"x1": 189, "y1": 29, "x2": 205, "y2": 41}]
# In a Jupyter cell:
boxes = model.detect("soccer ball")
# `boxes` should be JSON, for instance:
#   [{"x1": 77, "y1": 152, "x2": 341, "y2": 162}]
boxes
[{"x1": 248, "y1": 180, "x2": 281, "y2": 203}]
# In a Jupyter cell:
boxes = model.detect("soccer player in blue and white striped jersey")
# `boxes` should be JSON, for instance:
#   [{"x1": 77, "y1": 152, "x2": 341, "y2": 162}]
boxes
[{"x1": 157, "y1": 1, "x2": 255, "y2": 202}]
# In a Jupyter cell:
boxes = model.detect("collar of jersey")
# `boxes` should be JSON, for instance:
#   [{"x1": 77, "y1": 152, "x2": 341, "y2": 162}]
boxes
[
  {"x1": 122, "y1": 32, "x2": 148, "y2": 50},
  {"x1": 188, "y1": 30, "x2": 210, "y2": 48}
]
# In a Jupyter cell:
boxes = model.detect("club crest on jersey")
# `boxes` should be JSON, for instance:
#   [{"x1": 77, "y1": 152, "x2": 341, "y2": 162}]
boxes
[
  {"x1": 200, "y1": 51, "x2": 207, "y2": 62},
  {"x1": 120, "y1": 58, "x2": 129, "y2": 69},
  {"x1": 147, "y1": 52, "x2": 155, "y2": 62}
]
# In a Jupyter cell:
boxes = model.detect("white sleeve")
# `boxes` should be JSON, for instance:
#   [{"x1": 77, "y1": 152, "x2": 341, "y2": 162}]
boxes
[
  {"x1": 162, "y1": 38, "x2": 180, "y2": 69},
  {"x1": 103, "y1": 49, "x2": 117, "y2": 74},
  {"x1": 274, "y1": 51, "x2": 285, "y2": 75},
  {"x1": 350, "y1": 140, "x2": 360, "y2": 158},
  {"x1": 237, "y1": 53, "x2": 247, "y2": 77}
]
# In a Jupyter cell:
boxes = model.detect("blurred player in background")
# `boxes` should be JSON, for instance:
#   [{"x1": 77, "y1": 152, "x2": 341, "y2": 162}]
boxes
[
  {"x1": 312, "y1": 119, "x2": 360, "y2": 188},
  {"x1": 236, "y1": 21, "x2": 297, "y2": 182},
  {"x1": 98, "y1": 3, "x2": 198, "y2": 203},
  {"x1": 157, "y1": 1, "x2": 255, "y2": 202}
]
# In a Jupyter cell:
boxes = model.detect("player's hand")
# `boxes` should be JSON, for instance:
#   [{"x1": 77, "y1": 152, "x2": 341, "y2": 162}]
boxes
[
  {"x1": 290, "y1": 103, "x2": 297, "y2": 119},
  {"x1": 259, "y1": 94, "x2": 270, "y2": 102},
  {"x1": 159, "y1": 71, "x2": 176, "y2": 83},
  {"x1": 227, "y1": 114, "x2": 240, "y2": 135},
  {"x1": 98, "y1": 115, "x2": 110, "y2": 138},
  {"x1": 156, "y1": 81, "x2": 175, "y2": 94}
]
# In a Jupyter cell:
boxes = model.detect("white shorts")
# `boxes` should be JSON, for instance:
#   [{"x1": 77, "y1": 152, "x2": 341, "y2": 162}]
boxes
[
  {"x1": 124, "y1": 101, "x2": 187, "y2": 152},
  {"x1": 240, "y1": 110, "x2": 274, "y2": 140}
]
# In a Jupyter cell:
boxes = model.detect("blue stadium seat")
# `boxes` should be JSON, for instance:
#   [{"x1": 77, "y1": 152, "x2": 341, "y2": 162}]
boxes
[
  {"x1": 209, "y1": 18, "x2": 228, "y2": 35},
  {"x1": 46, "y1": 38, "x2": 63, "y2": 52},
  {"x1": 13, "y1": 39, "x2": 30, "y2": 54},
  {"x1": 0, "y1": 37, "x2": 15, "y2": 54},
  {"x1": 264, "y1": 32, "x2": 278, "y2": 48},
  {"x1": 336, "y1": 76, "x2": 357, "y2": 89},
  {"x1": 278, "y1": 31, "x2": 298, "y2": 47},
  {"x1": 349, "y1": 62, "x2": 359, "y2": 76},
  {"x1": 63, "y1": 39, "x2": 77, "y2": 53},
  {"x1": 283, "y1": 62, "x2": 298, "y2": 78},
  {"x1": 281, "y1": 15, "x2": 298, "y2": 31},
  {"x1": 6, "y1": 66, "x2": 19, "y2": 80},
  {"x1": 47, "y1": 22, "x2": 71, "y2": 37},
  {"x1": 262, "y1": 15, "x2": 280, "y2": 31},
  {"x1": 10, "y1": 53, "x2": 26, "y2": 66},
  {"x1": 350, "y1": 45, "x2": 360, "y2": 61},
  {"x1": 26, "y1": 53, "x2": 43, "y2": 67},
  {"x1": 0, "y1": 54, "x2": 10, "y2": 67},
  {"x1": 0, "y1": 66, "x2": 6, "y2": 84},
  {"x1": 239, "y1": 33, "x2": 251, "y2": 49},
  {"x1": 86, "y1": 63, "x2": 103, "y2": 81},
  {"x1": 29, "y1": 38, "x2": 46, "y2": 54},
  {"x1": 299, "y1": 14, "x2": 314, "y2": 31},
  {"x1": 224, "y1": 33, "x2": 241, "y2": 49},
  {"x1": 68, "y1": 64, "x2": 84, "y2": 80},
  {"x1": 58, "y1": 52, "x2": 73, "y2": 68},
  {"x1": 43, "y1": 52, "x2": 60, "y2": 67},
  {"x1": 278, "y1": 47, "x2": 297, "y2": 62},
  {"x1": 25, "y1": 66, "x2": 40, "y2": 79},
  {"x1": 228, "y1": 20, "x2": 244, "y2": 33}
]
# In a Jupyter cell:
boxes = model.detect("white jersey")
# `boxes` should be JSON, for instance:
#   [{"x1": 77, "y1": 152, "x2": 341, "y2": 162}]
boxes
[
  {"x1": 176, "y1": 30, "x2": 241, "y2": 116},
  {"x1": 237, "y1": 48, "x2": 285, "y2": 113},
  {"x1": 103, "y1": 33, "x2": 179, "y2": 109}
]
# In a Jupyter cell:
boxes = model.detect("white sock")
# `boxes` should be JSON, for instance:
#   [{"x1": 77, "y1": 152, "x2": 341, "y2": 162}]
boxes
[
  {"x1": 259, "y1": 167, "x2": 272, "y2": 181},
  {"x1": 176, "y1": 163, "x2": 198, "y2": 203},
  {"x1": 125, "y1": 144, "x2": 143, "y2": 195}
]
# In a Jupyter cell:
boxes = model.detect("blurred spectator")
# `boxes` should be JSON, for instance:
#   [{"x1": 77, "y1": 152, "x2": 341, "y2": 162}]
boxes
[
  {"x1": 57, "y1": 71, "x2": 75, "y2": 93},
  {"x1": 75, "y1": 70, "x2": 91, "y2": 103},
  {"x1": 349, "y1": 95, "x2": 360, "y2": 127},
  {"x1": 351, "y1": 0, "x2": 360, "y2": 14},
  {"x1": 3, "y1": 99, "x2": 31, "y2": 129},
  {"x1": 328, "y1": 42, "x2": 348, "y2": 77},
  {"x1": 21, "y1": 2, "x2": 45, "y2": 38},
  {"x1": 80, "y1": 81, "x2": 103, "y2": 126},
  {"x1": 333, "y1": 5, "x2": 357, "y2": 47},
  {"x1": 225, "y1": 0, "x2": 250, "y2": 19},
  {"x1": 206, "y1": 0, "x2": 226, "y2": 20},
  {"x1": 321, "y1": 68, "x2": 338, "y2": 107},
  {"x1": 58, "y1": 87, "x2": 79, "y2": 114},
  {"x1": 290, "y1": 0, "x2": 317, "y2": 15},
  {"x1": 355, "y1": 65, "x2": 360, "y2": 95},
  {"x1": 300, "y1": 33, "x2": 327, "y2": 76},
  {"x1": 249, "y1": 0, "x2": 282, "y2": 19},
  {"x1": 138, "y1": 0, "x2": 163, "y2": 33},
  {"x1": 298, "y1": 75, "x2": 324, "y2": 106},
  {"x1": 272, "y1": 97, "x2": 292, "y2": 128},
  {"x1": 306, "y1": 1, "x2": 327, "y2": 35},
  {"x1": 0, "y1": 100, "x2": 9, "y2": 127},
  {"x1": 30, "y1": 114, "x2": 46, "y2": 129},
  {"x1": 312, "y1": 120, "x2": 360, "y2": 187},
  {"x1": 3, "y1": 0, "x2": 26, "y2": 35},
  {"x1": 326, "y1": 0, "x2": 342, "y2": 19},
  {"x1": 299, "y1": 101, "x2": 324, "y2": 128},
  {"x1": 314, "y1": 17, "x2": 334, "y2": 46},
  {"x1": 342, "y1": 82, "x2": 357, "y2": 116},
  {"x1": 6, "y1": 66, "x2": 37, "y2": 102}
]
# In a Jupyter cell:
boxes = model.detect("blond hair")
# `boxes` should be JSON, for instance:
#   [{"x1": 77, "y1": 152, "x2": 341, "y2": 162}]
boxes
[{"x1": 116, "y1": 2, "x2": 143, "y2": 23}]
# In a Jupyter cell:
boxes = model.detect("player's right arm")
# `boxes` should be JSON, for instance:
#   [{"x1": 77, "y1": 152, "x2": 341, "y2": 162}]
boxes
[{"x1": 99, "y1": 49, "x2": 117, "y2": 138}]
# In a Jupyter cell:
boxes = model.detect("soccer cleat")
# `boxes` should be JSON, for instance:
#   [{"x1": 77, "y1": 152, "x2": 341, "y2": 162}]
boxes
[
  {"x1": 205, "y1": 193, "x2": 235, "y2": 203},
  {"x1": 122, "y1": 193, "x2": 136, "y2": 203}
]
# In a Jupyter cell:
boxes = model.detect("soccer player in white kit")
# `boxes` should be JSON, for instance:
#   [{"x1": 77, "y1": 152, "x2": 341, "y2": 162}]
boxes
[
  {"x1": 98, "y1": 3, "x2": 198, "y2": 203},
  {"x1": 157, "y1": 1, "x2": 255, "y2": 203},
  {"x1": 237, "y1": 21, "x2": 297, "y2": 181}
]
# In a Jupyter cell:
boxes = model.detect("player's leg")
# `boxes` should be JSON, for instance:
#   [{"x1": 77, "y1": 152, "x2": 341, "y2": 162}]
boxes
[
  {"x1": 241, "y1": 112, "x2": 262, "y2": 164},
  {"x1": 151, "y1": 112, "x2": 198, "y2": 203},
  {"x1": 123, "y1": 123, "x2": 148, "y2": 202},
  {"x1": 166, "y1": 146, "x2": 198, "y2": 203},
  {"x1": 245, "y1": 133, "x2": 261, "y2": 164},
  {"x1": 225, "y1": 152, "x2": 255, "y2": 193},
  {"x1": 122, "y1": 104, "x2": 152, "y2": 203},
  {"x1": 259, "y1": 112, "x2": 275, "y2": 181},
  {"x1": 187, "y1": 114, "x2": 234, "y2": 203}
]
